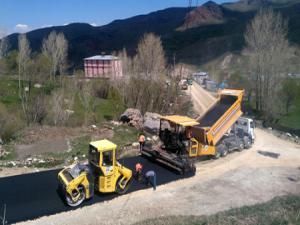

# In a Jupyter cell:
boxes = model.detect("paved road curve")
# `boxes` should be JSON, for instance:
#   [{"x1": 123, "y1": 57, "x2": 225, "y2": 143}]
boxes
[{"x1": 0, "y1": 156, "x2": 194, "y2": 224}]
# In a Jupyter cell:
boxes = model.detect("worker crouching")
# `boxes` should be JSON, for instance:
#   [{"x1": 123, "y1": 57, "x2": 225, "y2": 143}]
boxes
[{"x1": 145, "y1": 170, "x2": 156, "y2": 190}]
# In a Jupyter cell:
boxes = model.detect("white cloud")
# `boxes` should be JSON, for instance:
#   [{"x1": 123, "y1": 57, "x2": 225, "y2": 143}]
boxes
[
  {"x1": 90, "y1": 22, "x2": 97, "y2": 27},
  {"x1": 15, "y1": 24, "x2": 30, "y2": 33}
]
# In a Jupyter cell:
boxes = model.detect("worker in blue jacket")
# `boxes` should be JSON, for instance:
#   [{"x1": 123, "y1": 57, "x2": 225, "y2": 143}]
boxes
[{"x1": 145, "y1": 170, "x2": 156, "y2": 190}]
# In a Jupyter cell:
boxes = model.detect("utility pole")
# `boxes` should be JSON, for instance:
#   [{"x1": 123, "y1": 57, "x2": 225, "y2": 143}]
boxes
[{"x1": 188, "y1": 0, "x2": 192, "y2": 8}]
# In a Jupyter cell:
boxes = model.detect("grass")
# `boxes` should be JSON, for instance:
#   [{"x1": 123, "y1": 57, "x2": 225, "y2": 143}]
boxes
[
  {"x1": 134, "y1": 195, "x2": 300, "y2": 225},
  {"x1": 111, "y1": 124, "x2": 140, "y2": 149},
  {"x1": 279, "y1": 98, "x2": 300, "y2": 129},
  {"x1": 0, "y1": 78, "x2": 20, "y2": 108},
  {"x1": 0, "y1": 144, "x2": 16, "y2": 161}
]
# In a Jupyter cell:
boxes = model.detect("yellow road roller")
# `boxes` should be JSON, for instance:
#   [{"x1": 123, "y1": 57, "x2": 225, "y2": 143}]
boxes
[{"x1": 58, "y1": 139, "x2": 132, "y2": 207}]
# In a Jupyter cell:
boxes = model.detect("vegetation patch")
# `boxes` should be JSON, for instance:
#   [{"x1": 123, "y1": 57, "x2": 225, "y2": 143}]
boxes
[{"x1": 135, "y1": 195, "x2": 300, "y2": 225}]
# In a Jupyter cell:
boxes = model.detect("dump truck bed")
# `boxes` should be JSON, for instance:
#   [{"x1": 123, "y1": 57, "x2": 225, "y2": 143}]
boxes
[
  {"x1": 198, "y1": 95, "x2": 236, "y2": 127},
  {"x1": 197, "y1": 89, "x2": 244, "y2": 145}
]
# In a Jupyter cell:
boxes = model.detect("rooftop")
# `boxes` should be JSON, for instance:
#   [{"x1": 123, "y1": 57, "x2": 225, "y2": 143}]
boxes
[
  {"x1": 160, "y1": 115, "x2": 199, "y2": 127},
  {"x1": 84, "y1": 55, "x2": 119, "y2": 60},
  {"x1": 90, "y1": 139, "x2": 117, "y2": 151}
]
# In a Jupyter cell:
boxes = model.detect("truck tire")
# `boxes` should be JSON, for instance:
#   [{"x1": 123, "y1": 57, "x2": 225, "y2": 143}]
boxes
[
  {"x1": 214, "y1": 144, "x2": 224, "y2": 159},
  {"x1": 237, "y1": 140, "x2": 244, "y2": 152},
  {"x1": 220, "y1": 144, "x2": 229, "y2": 157},
  {"x1": 243, "y1": 136, "x2": 251, "y2": 149}
]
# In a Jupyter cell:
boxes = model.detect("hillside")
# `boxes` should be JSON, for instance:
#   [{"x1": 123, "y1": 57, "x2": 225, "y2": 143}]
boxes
[{"x1": 4, "y1": 0, "x2": 300, "y2": 69}]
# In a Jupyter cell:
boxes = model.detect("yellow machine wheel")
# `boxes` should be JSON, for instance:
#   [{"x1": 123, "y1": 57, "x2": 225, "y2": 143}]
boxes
[
  {"x1": 116, "y1": 177, "x2": 131, "y2": 195},
  {"x1": 66, "y1": 185, "x2": 85, "y2": 207}
]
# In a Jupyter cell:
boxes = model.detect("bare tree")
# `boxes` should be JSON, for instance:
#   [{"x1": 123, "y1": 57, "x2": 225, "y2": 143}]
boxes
[
  {"x1": 0, "y1": 37, "x2": 9, "y2": 59},
  {"x1": 42, "y1": 31, "x2": 68, "y2": 80},
  {"x1": 120, "y1": 33, "x2": 180, "y2": 114},
  {"x1": 244, "y1": 8, "x2": 292, "y2": 118},
  {"x1": 57, "y1": 32, "x2": 68, "y2": 75},
  {"x1": 17, "y1": 34, "x2": 31, "y2": 123},
  {"x1": 134, "y1": 33, "x2": 165, "y2": 80}
]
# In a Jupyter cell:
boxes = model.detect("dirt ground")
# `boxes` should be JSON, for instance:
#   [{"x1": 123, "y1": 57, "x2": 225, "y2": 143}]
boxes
[
  {"x1": 13, "y1": 125, "x2": 114, "y2": 160},
  {"x1": 17, "y1": 128, "x2": 300, "y2": 225},
  {"x1": 0, "y1": 167, "x2": 42, "y2": 178}
]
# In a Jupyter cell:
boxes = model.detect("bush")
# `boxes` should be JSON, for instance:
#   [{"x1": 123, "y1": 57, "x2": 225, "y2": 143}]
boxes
[
  {"x1": 0, "y1": 103, "x2": 23, "y2": 142},
  {"x1": 92, "y1": 79, "x2": 110, "y2": 99}
]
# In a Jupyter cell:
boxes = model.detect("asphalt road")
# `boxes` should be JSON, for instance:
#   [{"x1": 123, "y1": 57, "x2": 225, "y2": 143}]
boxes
[{"x1": 0, "y1": 156, "x2": 194, "y2": 224}]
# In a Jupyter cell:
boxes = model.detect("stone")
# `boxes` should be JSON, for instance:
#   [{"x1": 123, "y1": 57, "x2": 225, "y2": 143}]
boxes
[
  {"x1": 120, "y1": 108, "x2": 143, "y2": 129},
  {"x1": 111, "y1": 120, "x2": 121, "y2": 126},
  {"x1": 132, "y1": 142, "x2": 140, "y2": 147},
  {"x1": 286, "y1": 133, "x2": 292, "y2": 137},
  {"x1": 152, "y1": 135, "x2": 159, "y2": 141},
  {"x1": 65, "y1": 109, "x2": 74, "y2": 115},
  {"x1": 143, "y1": 112, "x2": 161, "y2": 134},
  {"x1": 268, "y1": 127, "x2": 272, "y2": 130},
  {"x1": 9, "y1": 161, "x2": 16, "y2": 167},
  {"x1": 34, "y1": 83, "x2": 42, "y2": 88}
]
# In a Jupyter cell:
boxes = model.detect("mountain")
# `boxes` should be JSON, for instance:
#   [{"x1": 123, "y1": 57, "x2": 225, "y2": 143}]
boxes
[
  {"x1": 178, "y1": 1, "x2": 224, "y2": 30},
  {"x1": 223, "y1": 0, "x2": 300, "y2": 11},
  {"x1": 4, "y1": 0, "x2": 300, "y2": 69}
]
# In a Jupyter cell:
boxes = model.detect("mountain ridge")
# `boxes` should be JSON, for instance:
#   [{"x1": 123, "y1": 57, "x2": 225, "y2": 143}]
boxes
[{"x1": 3, "y1": 1, "x2": 300, "y2": 69}]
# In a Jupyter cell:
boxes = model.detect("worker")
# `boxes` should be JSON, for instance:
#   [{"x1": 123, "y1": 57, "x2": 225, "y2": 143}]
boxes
[
  {"x1": 186, "y1": 127, "x2": 193, "y2": 139},
  {"x1": 135, "y1": 162, "x2": 143, "y2": 182},
  {"x1": 138, "y1": 133, "x2": 145, "y2": 152},
  {"x1": 145, "y1": 170, "x2": 156, "y2": 190}
]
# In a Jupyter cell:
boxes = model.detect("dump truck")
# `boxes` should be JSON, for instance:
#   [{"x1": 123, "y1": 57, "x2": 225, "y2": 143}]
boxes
[
  {"x1": 58, "y1": 139, "x2": 132, "y2": 207},
  {"x1": 141, "y1": 89, "x2": 255, "y2": 174}
]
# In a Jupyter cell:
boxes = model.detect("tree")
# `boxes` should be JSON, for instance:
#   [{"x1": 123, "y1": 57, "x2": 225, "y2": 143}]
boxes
[
  {"x1": 27, "y1": 53, "x2": 51, "y2": 84},
  {"x1": 17, "y1": 34, "x2": 31, "y2": 123},
  {"x1": 117, "y1": 33, "x2": 180, "y2": 114},
  {"x1": 244, "y1": 8, "x2": 292, "y2": 118},
  {"x1": 134, "y1": 33, "x2": 165, "y2": 80},
  {"x1": 279, "y1": 78, "x2": 300, "y2": 115},
  {"x1": 0, "y1": 37, "x2": 9, "y2": 59},
  {"x1": 56, "y1": 32, "x2": 68, "y2": 75},
  {"x1": 42, "y1": 31, "x2": 68, "y2": 80}
]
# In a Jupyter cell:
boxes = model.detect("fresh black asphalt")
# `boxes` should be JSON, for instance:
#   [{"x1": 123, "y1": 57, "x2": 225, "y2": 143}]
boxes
[{"x1": 0, "y1": 156, "x2": 194, "y2": 224}]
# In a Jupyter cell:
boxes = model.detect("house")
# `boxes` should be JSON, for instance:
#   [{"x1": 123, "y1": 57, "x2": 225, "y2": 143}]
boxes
[{"x1": 84, "y1": 55, "x2": 123, "y2": 78}]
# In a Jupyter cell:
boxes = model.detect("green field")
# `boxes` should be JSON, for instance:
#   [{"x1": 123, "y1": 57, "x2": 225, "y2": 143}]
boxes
[{"x1": 279, "y1": 97, "x2": 300, "y2": 129}]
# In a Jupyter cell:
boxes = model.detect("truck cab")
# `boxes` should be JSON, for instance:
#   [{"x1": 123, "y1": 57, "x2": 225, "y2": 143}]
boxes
[{"x1": 233, "y1": 117, "x2": 255, "y2": 143}]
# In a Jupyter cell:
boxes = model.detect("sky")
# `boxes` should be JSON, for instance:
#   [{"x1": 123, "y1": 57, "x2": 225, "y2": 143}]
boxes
[{"x1": 0, "y1": 0, "x2": 236, "y2": 37}]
